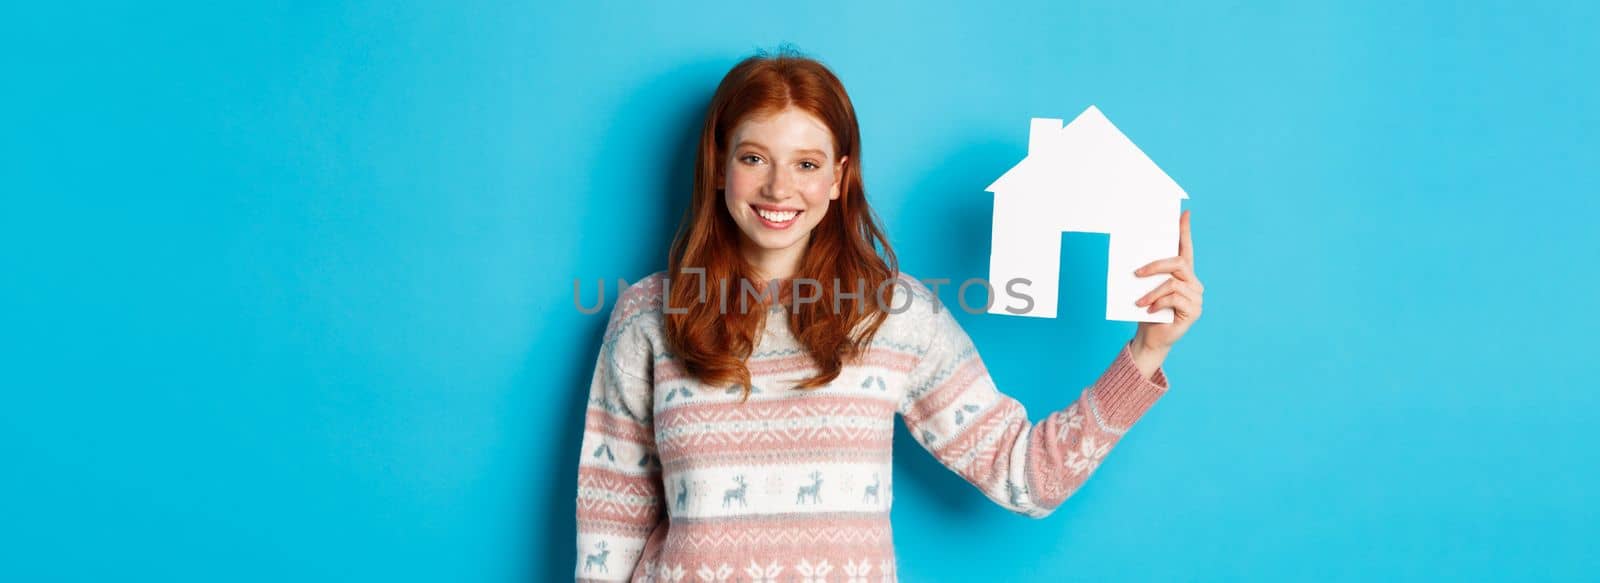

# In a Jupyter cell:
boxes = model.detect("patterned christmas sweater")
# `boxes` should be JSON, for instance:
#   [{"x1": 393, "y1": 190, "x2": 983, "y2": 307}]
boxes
[{"x1": 574, "y1": 270, "x2": 1171, "y2": 582}]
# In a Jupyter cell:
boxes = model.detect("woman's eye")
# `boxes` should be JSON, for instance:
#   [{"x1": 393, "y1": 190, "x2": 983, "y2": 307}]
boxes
[
  {"x1": 740, "y1": 155, "x2": 762, "y2": 164},
  {"x1": 800, "y1": 161, "x2": 818, "y2": 170}
]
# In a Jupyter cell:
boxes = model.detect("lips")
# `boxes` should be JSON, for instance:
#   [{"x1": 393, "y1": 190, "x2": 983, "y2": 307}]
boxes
[{"x1": 750, "y1": 204, "x2": 801, "y2": 227}]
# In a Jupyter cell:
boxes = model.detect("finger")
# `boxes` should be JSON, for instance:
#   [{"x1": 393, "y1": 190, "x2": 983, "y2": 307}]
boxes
[
  {"x1": 1147, "y1": 283, "x2": 1201, "y2": 310},
  {"x1": 1178, "y1": 210, "x2": 1194, "y2": 266},
  {"x1": 1172, "y1": 284, "x2": 1202, "y2": 312},
  {"x1": 1134, "y1": 256, "x2": 1196, "y2": 282},
  {"x1": 1147, "y1": 289, "x2": 1199, "y2": 318},
  {"x1": 1146, "y1": 291, "x2": 1181, "y2": 314},
  {"x1": 1135, "y1": 278, "x2": 1180, "y2": 307}
]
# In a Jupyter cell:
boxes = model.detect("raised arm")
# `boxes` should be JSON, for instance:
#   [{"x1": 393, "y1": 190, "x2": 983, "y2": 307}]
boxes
[
  {"x1": 574, "y1": 284, "x2": 665, "y2": 581},
  {"x1": 898, "y1": 295, "x2": 1170, "y2": 518}
]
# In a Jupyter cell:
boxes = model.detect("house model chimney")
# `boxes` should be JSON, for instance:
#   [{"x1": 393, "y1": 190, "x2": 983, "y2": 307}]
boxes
[{"x1": 1028, "y1": 118, "x2": 1063, "y2": 155}]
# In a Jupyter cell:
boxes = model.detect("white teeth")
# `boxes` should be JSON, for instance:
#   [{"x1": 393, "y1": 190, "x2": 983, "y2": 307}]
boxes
[{"x1": 756, "y1": 208, "x2": 799, "y2": 222}]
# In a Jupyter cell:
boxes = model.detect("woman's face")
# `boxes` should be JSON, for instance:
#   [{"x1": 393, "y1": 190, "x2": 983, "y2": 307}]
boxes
[{"x1": 719, "y1": 106, "x2": 847, "y2": 277}]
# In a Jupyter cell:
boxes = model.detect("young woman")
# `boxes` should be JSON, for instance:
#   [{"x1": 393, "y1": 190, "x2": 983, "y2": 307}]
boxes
[{"x1": 575, "y1": 49, "x2": 1203, "y2": 582}]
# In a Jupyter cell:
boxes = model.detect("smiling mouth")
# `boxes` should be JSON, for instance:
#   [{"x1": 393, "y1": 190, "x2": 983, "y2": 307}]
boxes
[{"x1": 751, "y1": 205, "x2": 802, "y2": 224}]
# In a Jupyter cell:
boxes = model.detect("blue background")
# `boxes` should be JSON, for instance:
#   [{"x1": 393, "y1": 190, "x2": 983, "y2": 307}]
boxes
[{"x1": 4, "y1": 1, "x2": 1597, "y2": 581}]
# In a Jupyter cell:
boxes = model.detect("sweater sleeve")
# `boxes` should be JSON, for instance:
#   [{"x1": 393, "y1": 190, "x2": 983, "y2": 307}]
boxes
[
  {"x1": 898, "y1": 295, "x2": 1170, "y2": 518},
  {"x1": 574, "y1": 282, "x2": 665, "y2": 581}
]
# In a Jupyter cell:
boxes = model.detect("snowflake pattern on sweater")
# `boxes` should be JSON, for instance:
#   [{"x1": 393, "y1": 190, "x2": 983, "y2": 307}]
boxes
[{"x1": 575, "y1": 271, "x2": 1170, "y2": 582}]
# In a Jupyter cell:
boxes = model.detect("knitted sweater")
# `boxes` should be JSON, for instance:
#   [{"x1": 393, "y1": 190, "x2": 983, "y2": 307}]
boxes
[{"x1": 574, "y1": 270, "x2": 1170, "y2": 582}]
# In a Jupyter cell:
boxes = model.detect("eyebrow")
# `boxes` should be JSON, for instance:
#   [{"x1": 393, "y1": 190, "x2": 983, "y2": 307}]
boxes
[{"x1": 735, "y1": 140, "x2": 829, "y2": 159}]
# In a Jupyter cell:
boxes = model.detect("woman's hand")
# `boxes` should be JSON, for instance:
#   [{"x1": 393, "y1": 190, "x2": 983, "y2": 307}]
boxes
[{"x1": 1129, "y1": 210, "x2": 1203, "y2": 374}]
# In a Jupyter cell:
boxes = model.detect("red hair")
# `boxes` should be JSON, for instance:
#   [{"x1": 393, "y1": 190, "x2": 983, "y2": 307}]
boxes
[{"x1": 665, "y1": 47, "x2": 898, "y2": 401}]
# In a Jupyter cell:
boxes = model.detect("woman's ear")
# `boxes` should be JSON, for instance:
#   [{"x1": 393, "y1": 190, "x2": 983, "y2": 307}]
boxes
[{"x1": 830, "y1": 155, "x2": 848, "y2": 199}]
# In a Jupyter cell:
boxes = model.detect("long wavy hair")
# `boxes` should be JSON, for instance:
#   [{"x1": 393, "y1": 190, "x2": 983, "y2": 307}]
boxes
[{"x1": 665, "y1": 47, "x2": 898, "y2": 401}]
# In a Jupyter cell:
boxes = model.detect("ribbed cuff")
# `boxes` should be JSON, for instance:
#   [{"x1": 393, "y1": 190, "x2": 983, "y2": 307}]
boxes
[{"x1": 1087, "y1": 341, "x2": 1170, "y2": 431}]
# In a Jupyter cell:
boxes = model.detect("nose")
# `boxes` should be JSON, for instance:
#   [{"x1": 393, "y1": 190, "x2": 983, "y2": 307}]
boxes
[{"x1": 762, "y1": 165, "x2": 799, "y2": 199}]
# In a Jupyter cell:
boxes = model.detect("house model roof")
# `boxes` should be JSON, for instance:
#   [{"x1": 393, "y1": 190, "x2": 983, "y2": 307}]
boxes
[{"x1": 985, "y1": 105, "x2": 1188, "y2": 201}]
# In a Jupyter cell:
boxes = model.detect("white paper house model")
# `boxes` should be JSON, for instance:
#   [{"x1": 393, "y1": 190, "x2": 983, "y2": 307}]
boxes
[{"x1": 985, "y1": 105, "x2": 1188, "y2": 323}]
